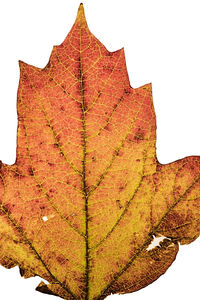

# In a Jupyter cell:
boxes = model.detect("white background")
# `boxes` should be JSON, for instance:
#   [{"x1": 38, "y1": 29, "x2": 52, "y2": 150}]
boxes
[{"x1": 0, "y1": 0, "x2": 200, "y2": 299}]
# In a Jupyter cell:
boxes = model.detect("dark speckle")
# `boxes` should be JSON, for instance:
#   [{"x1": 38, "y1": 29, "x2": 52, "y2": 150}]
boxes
[
  {"x1": 13, "y1": 172, "x2": 20, "y2": 178},
  {"x1": 56, "y1": 255, "x2": 68, "y2": 265},
  {"x1": 119, "y1": 185, "x2": 126, "y2": 192},
  {"x1": 53, "y1": 143, "x2": 59, "y2": 148},
  {"x1": 124, "y1": 88, "x2": 131, "y2": 95},
  {"x1": 28, "y1": 167, "x2": 34, "y2": 176},
  {"x1": 56, "y1": 135, "x2": 61, "y2": 142},
  {"x1": 115, "y1": 149, "x2": 119, "y2": 156},
  {"x1": 115, "y1": 149, "x2": 123, "y2": 157},
  {"x1": 116, "y1": 200, "x2": 122, "y2": 209},
  {"x1": 106, "y1": 52, "x2": 113, "y2": 57},
  {"x1": 103, "y1": 65, "x2": 113, "y2": 73},
  {"x1": 22, "y1": 74, "x2": 28, "y2": 81},
  {"x1": 134, "y1": 128, "x2": 145, "y2": 142},
  {"x1": 2, "y1": 204, "x2": 11, "y2": 214},
  {"x1": 104, "y1": 124, "x2": 111, "y2": 131},
  {"x1": 97, "y1": 90, "x2": 102, "y2": 98},
  {"x1": 156, "y1": 164, "x2": 162, "y2": 172}
]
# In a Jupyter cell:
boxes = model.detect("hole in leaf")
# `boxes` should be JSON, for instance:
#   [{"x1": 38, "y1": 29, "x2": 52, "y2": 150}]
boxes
[{"x1": 146, "y1": 235, "x2": 171, "y2": 251}]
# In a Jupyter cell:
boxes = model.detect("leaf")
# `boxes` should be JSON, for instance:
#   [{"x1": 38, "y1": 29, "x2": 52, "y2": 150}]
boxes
[{"x1": 0, "y1": 3, "x2": 200, "y2": 300}]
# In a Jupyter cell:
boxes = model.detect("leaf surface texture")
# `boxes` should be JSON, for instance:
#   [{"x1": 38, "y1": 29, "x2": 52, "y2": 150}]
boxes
[{"x1": 0, "y1": 4, "x2": 200, "y2": 300}]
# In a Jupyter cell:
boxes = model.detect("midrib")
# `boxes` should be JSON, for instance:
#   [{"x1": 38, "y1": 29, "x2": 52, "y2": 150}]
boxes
[{"x1": 79, "y1": 29, "x2": 90, "y2": 300}]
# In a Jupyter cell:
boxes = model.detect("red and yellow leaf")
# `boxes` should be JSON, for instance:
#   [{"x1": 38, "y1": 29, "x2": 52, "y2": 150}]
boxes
[{"x1": 0, "y1": 4, "x2": 200, "y2": 300}]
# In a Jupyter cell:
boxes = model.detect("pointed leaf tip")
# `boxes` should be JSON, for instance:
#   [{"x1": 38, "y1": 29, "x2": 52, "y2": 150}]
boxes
[
  {"x1": 36, "y1": 282, "x2": 59, "y2": 297},
  {"x1": 78, "y1": 3, "x2": 84, "y2": 12},
  {"x1": 18, "y1": 60, "x2": 26, "y2": 71},
  {"x1": 76, "y1": 3, "x2": 87, "y2": 27}
]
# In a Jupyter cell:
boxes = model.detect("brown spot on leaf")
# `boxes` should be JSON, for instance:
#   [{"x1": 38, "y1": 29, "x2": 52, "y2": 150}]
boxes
[
  {"x1": 97, "y1": 90, "x2": 102, "y2": 98},
  {"x1": 124, "y1": 88, "x2": 131, "y2": 95},
  {"x1": 134, "y1": 128, "x2": 145, "y2": 141},
  {"x1": 28, "y1": 167, "x2": 34, "y2": 176},
  {"x1": 115, "y1": 149, "x2": 123, "y2": 157},
  {"x1": 103, "y1": 65, "x2": 113, "y2": 73},
  {"x1": 104, "y1": 124, "x2": 111, "y2": 131},
  {"x1": 160, "y1": 211, "x2": 185, "y2": 232},
  {"x1": 40, "y1": 205, "x2": 46, "y2": 210},
  {"x1": 53, "y1": 143, "x2": 59, "y2": 148},
  {"x1": 22, "y1": 74, "x2": 28, "y2": 81},
  {"x1": 116, "y1": 199, "x2": 122, "y2": 209},
  {"x1": 56, "y1": 255, "x2": 68, "y2": 265},
  {"x1": 3, "y1": 204, "x2": 12, "y2": 214},
  {"x1": 106, "y1": 52, "x2": 113, "y2": 57}
]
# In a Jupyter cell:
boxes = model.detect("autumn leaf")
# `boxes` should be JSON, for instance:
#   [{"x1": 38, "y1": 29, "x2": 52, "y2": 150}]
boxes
[{"x1": 0, "y1": 3, "x2": 200, "y2": 300}]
